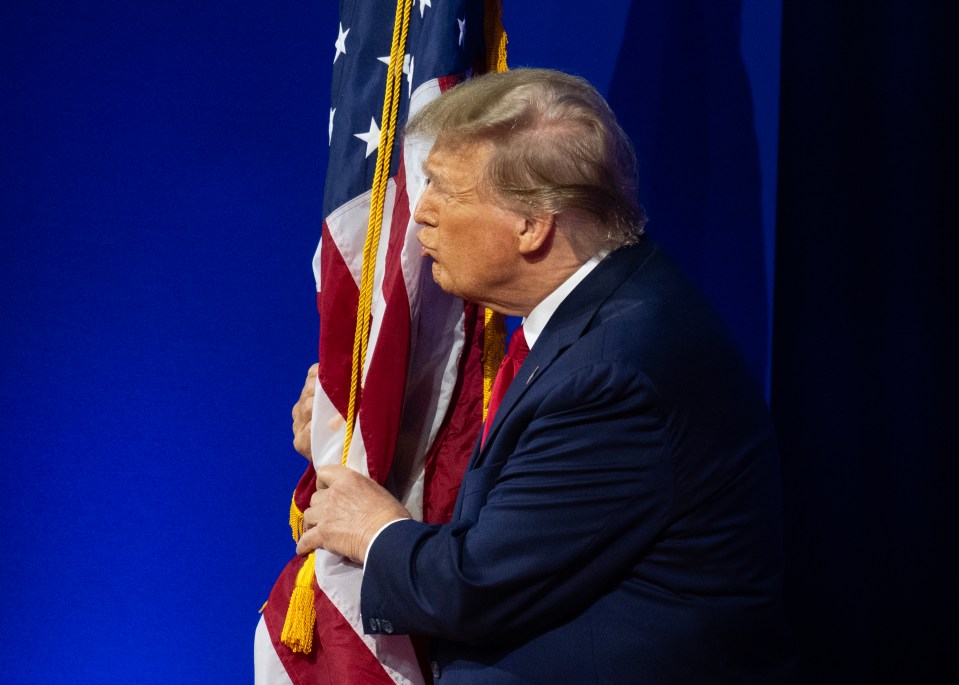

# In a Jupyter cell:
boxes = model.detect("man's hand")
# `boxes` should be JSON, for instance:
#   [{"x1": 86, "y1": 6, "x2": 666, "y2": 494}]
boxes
[
  {"x1": 296, "y1": 464, "x2": 412, "y2": 564},
  {"x1": 292, "y1": 363, "x2": 318, "y2": 460}
]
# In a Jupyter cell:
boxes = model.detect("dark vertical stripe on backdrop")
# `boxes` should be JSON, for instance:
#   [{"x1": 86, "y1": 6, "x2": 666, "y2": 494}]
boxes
[{"x1": 773, "y1": 2, "x2": 958, "y2": 681}]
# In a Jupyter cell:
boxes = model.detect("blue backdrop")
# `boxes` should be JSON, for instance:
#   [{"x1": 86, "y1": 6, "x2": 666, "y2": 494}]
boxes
[{"x1": 1, "y1": 2, "x2": 780, "y2": 681}]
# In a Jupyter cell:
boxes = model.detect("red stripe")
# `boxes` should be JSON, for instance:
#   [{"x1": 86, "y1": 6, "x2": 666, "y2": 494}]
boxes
[
  {"x1": 421, "y1": 301, "x2": 485, "y2": 524},
  {"x1": 437, "y1": 74, "x2": 464, "y2": 92},
  {"x1": 318, "y1": 220, "x2": 360, "y2": 420},
  {"x1": 263, "y1": 556, "x2": 395, "y2": 685},
  {"x1": 360, "y1": 155, "x2": 413, "y2": 484},
  {"x1": 293, "y1": 463, "x2": 317, "y2": 514}
]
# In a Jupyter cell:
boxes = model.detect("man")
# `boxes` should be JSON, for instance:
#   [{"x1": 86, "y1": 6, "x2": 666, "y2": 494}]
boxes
[{"x1": 293, "y1": 69, "x2": 794, "y2": 683}]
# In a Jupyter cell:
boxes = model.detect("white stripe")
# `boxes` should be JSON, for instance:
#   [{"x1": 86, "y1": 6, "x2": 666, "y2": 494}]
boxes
[
  {"x1": 312, "y1": 237, "x2": 322, "y2": 293},
  {"x1": 309, "y1": 381, "x2": 423, "y2": 684},
  {"x1": 313, "y1": 550, "x2": 425, "y2": 685},
  {"x1": 254, "y1": 616, "x2": 294, "y2": 685},
  {"x1": 361, "y1": 181, "x2": 398, "y2": 387},
  {"x1": 311, "y1": 378, "x2": 369, "y2": 478},
  {"x1": 323, "y1": 181, "x2": 397, "y2": 297},
  {"x1": 399, "y1": 82, "x2": 468, "y2": 473}
]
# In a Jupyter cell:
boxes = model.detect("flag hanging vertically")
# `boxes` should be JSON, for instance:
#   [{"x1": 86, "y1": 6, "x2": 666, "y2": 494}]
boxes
[{"x1": 257, "y1": 1, "x2": 507, "y2": 683}]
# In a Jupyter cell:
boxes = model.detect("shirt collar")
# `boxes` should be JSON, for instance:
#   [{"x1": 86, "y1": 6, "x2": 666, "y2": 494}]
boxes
[{"x1": 522, "y1": 250, "x2": 608, "y2": 350}]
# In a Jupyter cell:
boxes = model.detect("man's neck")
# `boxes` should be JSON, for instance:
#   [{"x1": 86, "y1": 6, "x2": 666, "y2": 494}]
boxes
[
  {"x1": 491, "y1": 223, "x2": 600, "y2": 317},
  {"x1": 522, "y1": 250, "x2": 608, "y2": 349}
]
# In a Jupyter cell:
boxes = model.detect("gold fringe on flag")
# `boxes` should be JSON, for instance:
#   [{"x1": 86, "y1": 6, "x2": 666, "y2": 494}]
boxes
[
  {"x1": 482, "y1": 309, "x2": 507, "y2": 420},
  {"x1": 480, "y1": 0, "x2": 509, "y2": 415},
  {"x1": 483, "y1": 0, "x2": 509, "y2": 74},
  {"x1": 289, "y1": 494, "x2": 304, "y2": 543}
]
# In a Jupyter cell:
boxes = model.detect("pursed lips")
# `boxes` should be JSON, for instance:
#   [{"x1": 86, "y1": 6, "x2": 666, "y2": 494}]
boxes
[{"x1": 417, "y1": 233, "x2": 436, "y2": 259}]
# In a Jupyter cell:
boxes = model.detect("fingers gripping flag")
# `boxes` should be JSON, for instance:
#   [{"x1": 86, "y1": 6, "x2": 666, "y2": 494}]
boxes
[{"x1": 256, "y1": 2, "x2": 508, "y2": 683}]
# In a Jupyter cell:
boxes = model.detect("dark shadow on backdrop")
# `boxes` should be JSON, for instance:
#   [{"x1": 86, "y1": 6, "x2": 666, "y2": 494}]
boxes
[
  {"x1": 607, "y1": 0, "x2": 768, "y2": 387},
  {"x1": 773, "y1": 1, "x2": 958, "y2": 681}
]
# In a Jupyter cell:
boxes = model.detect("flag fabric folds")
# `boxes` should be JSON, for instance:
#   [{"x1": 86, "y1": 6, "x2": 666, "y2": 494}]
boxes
[{"x1": 258, "y1": 1, "x2": 506, "y2": 683}]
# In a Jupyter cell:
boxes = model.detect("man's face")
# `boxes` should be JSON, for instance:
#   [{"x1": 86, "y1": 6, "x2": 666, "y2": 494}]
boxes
[{"x1": 414, "y1": 141, "x2": 524, "y2": 309}]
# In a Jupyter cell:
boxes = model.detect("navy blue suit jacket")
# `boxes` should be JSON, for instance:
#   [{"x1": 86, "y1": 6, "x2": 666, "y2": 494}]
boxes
[{"x1": 362, "y1": 241, "x2": 794, "y2": 683}]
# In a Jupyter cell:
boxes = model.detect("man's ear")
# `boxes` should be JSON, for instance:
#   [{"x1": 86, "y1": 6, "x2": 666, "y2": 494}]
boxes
[{"x1": 517, "y1": 213, "x2": 556, "y2": 256}]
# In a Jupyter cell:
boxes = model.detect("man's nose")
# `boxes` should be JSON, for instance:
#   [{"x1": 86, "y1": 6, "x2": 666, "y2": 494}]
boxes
[
  {"x1": 413, "y1": 187, "x2": 435, "y2": 227},
  {"x1": 412, "y1": 201, "x2": 427, "y2": 227}
]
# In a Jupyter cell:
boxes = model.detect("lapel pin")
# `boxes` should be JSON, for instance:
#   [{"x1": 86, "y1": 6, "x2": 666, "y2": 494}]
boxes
[{"x1": 526, "y1": 366, "x2": 539, "y2": 384}]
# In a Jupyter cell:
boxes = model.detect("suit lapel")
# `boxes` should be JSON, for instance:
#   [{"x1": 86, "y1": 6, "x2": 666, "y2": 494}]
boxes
[{"x1": 471, "y1": 241, "x2": 655, "y2": 466}]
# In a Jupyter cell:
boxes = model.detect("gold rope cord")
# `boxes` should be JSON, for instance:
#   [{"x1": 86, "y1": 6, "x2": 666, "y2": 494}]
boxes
[
  {"x1": 281, "y1": 0, "x2": 510, "y2": 655},
  {"x1": 481, "y1": 0, "x2": 509, "y2": 417},
  {"x1": 342, "y1": 0, "x2": 414, "y2": 466},
  {"x1": 280, "y1": 0, "x2": 415, "y2": 655}
]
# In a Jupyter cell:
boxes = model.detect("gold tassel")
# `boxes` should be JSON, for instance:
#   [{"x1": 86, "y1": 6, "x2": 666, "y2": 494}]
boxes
[{"x1": 280, "y1": 552, "x2": 317, "y2": 654}]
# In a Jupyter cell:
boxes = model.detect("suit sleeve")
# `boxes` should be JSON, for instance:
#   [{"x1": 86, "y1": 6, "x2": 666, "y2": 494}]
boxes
[{"x1": 361, "y1": 360, "x2": 673, "y2": 644}]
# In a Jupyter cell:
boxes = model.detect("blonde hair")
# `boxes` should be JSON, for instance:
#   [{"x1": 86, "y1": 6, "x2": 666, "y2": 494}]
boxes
[{"x1": 406, "y1": 68, "x2": 646, "y2": 250}]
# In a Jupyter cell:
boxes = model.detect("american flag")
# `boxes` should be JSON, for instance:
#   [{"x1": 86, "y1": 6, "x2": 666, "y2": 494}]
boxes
[{"x1": 258, "y1": 1, "x2": 506, "y2": 683}]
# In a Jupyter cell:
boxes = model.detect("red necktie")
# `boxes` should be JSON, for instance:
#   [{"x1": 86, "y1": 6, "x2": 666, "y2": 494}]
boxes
[{"x1": 482, "y1": 326, "x2": 529, "y2": 445}]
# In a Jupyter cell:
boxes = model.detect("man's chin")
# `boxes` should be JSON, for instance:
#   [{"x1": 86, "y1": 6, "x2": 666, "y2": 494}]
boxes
[
  {"x1": 430, "y1": 264, "x2": 446, "y2": 287},
  {"x1": 430, "y1": 267, "x2": 459, "y2": 298}
]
